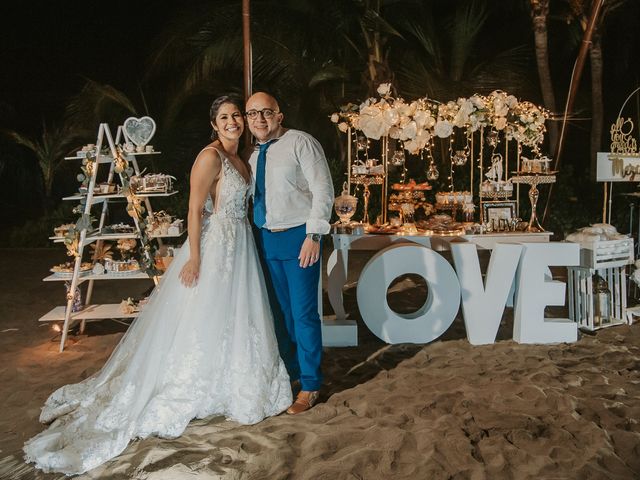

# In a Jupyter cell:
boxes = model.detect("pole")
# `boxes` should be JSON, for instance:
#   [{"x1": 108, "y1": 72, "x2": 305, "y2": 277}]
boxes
[
  {"x1": 242, "y1": 0, "x2": 252, "y2": 103},
  {"x1": 242, "y1": 0, "x2": 252, "y2": 147},
  {"x1": 541, "y1": 0, "x2": 605, "y2": 224}
]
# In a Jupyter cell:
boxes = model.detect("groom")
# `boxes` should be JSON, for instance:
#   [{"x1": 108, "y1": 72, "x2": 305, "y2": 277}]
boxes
[{"x1": 246, "y1": 92, "x2": 334, "y2": 415}]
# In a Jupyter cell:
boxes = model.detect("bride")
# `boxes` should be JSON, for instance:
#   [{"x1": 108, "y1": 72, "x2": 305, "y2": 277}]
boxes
[{"x1": 24, "y1": 95, "x2": 292, "y2": 475}]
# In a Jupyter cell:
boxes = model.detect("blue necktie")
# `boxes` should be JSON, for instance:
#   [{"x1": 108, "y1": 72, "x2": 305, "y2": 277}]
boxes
[{"x1": 253, "y1": 140, "x2": 276, "y2": 228}]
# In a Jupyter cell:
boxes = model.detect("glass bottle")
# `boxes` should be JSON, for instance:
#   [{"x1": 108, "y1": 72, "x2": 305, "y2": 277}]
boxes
[
  {"x1": 592, "y1": 272, "x2": 612, "y2": 327},
  {"x1": 334, "y1": 182, "x2": 358, "y2": 225}
]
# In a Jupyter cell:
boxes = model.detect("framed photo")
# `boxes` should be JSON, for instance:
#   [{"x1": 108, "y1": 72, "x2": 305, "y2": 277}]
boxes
[{"x1": 483, "y1": 201, "x2": 516, "y2": 226}]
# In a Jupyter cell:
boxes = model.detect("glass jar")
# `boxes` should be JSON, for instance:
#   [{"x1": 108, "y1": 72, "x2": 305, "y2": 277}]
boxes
[{"x1": 593, "y1": 272, "x2": 612, "y2": 327}]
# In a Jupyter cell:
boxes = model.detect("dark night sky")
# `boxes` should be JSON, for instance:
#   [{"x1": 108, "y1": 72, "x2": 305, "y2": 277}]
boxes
[{"x1": 0, "y1": 1, "x2": 191, "y2": 133}]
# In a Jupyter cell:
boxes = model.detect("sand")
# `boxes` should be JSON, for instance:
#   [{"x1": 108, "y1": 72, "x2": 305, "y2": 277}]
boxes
[{"x1": 1, "y1": 247, "x2": 640, "y2": 479}]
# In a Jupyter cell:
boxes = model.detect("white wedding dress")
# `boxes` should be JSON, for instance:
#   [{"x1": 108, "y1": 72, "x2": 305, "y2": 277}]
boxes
[{"x1": 24, "y1": 152, "x2": 292, "y2": 475}]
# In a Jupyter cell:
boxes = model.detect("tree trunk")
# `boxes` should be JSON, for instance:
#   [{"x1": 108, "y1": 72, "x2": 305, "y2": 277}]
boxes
[
  {"x1": 362, "y1": 0, "x2": 393, "y2": 96},
  {"x1": 530, "y1": 0, "x2": 559, "y2": 155},
  {"x1": 44, "y1": 164, "x2": 54, "y2": 214},
  {"x1": 590, "y1": 31, "x2": 603, "y2": 180}
]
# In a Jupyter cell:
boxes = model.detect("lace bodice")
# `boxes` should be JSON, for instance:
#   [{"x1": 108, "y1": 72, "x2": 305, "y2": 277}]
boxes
[{"x1": 212, "y1": 156, "x2": 250, "y2": 221}]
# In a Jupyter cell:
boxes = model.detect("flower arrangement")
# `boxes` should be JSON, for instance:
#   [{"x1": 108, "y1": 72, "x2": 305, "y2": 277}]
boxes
[
  {"x1": 117, "y1": 238, "x2": 137, "y2": 258},
  {"x1": 331, "y1": 84, "x2": 549, "y2": 154}
]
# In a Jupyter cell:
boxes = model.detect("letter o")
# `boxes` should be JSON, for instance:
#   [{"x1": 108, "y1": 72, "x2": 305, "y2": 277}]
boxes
[{"x1": 356, "y1": 244, "x2": 461, "y2": 344}]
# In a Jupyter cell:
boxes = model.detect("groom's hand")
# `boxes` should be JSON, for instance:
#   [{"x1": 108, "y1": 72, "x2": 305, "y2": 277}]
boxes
[{"x1": 299, "y1": 238, "x2": 320, "y2": 268}]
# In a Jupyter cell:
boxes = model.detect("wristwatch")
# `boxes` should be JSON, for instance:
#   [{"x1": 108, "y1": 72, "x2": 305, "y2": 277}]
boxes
[{"x1": 307, "y1": 233, "x2": 321, "y2": 243}]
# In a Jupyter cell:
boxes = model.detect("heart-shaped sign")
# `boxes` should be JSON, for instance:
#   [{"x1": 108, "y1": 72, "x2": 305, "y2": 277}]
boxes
[{"x1": 123, "y1": 116, "x2": 156, "y2": 147}]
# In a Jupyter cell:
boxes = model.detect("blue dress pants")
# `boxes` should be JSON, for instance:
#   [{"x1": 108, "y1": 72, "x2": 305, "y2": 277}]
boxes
[{"x1": 254, "y1": 224, "x2": 322, "y2": 391}]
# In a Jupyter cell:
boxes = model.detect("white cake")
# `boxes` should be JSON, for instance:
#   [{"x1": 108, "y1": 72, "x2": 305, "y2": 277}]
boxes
[
  {"x1": 436, "y1": 191, "x2": 473, "y2": 206},
  {"x1": 521, "y1": 156, "x2": 551, "y2": 173}
]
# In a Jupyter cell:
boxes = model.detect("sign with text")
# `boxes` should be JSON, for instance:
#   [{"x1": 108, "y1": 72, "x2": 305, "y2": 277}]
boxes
[
  {"x1": 597, "y1": 152, "x2": 640, "y2": 182},
  {"x1": 355, "y1": 242, "x2": 580, "y2": 346}
]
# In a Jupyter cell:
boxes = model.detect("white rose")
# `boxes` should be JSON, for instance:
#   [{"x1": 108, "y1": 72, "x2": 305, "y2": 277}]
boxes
[
  {"x1": 404, "y1": 139, "x2": 421, "y2": 155},
  {"x1": 399, "y1": 121, "x2": 418, "y2": 140},
  {"x1": 506, "y1": 95, "x2": 518, "y2": 108},
  {"x1": 359, "y1": 115, "x2": 387, "y2": 140},
  {"x1": 434, "y1": 120, "x2": 453, "y2": 138},
  {"x1": 388, "y1": 126, "x2": 401, "y2": 139},
  {"x1": 360, "y1": 105, "x2": 380, "y2": 117},
  {"x1": 377, "y1": 83, "x2": 392, "y2": 96},
  {"x1": 425, "y1": 115, "x2": 436, "y2": 129},
  {"x1": 470, "y1": 95, "x2": 485, "y2": 109},
  {"x1": 330, "y1": 113, "x2": 339, "y2": 123},
  {"x1": 496, "y1": 105, "x2": 509, "y2": 117},
  {"x1": 494, "y1": 116, "x2": 507, "y2": 130},
  {"x1": 338, "y1": 122, "x2": 349, "y2": 132},
  {"x1": 468, "y1": 114, "x2": 479, "y2": 132},
  {"x1": 383, "y1": 108, "x2": 400, "y2": 126},
  {"x1": 458, "y1": 99, "x2": 475, "y2": 117},
  {"x1": 413, "y1": 110, "x2": 428, "y2": 128},
  {"x1": 415, "y1": 128, "x2": 431, "y2": 146},
  {"x1": 453, "y1": 111, "x2": 468, "y2": 128}
]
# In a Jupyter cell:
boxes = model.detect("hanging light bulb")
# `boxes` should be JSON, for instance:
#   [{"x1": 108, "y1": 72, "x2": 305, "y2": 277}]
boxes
[
  {"x1": 391, "y1": 149, "x2": 405, "y2": 166},
  {"x1": 452, "y1": 150, "x2": 468, "y2": 166},
  {"x1": 486, "y1": 130, "x2": 499, "y2": 147},
  {"x1": 426, "y1": 162, "x2": 439, "y2": 181}
]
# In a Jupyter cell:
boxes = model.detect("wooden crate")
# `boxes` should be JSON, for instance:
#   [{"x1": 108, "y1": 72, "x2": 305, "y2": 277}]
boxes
[
  {"x1": 577, "y1": 238, "x2": 634, "y2": 269},
  {"x1": 568, "y1": 266, "x2": 630, "y2": 331}
]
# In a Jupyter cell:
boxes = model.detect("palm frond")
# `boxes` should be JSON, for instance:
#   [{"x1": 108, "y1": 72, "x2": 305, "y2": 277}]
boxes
[
  {"x1": 65, "y1": 79, "x2": 137, "y2": 133},
  {"x1": 308, "y1": 65, "x2": 350, "y2": 89},
  {"x1": 449, "y1": 0, "x2": 490, "y2": 81},
  {"x1": 2, "y1": 130, "x2": 39, "y2": 155}
]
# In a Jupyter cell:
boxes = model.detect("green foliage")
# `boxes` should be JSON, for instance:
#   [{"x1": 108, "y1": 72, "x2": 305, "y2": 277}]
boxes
[
  {"x1": 543, "y1": 165, "x2": 602, "y2": 238},
  {"x1": 5, "y1": 0, "x2": 637, "y2": 248},
  {"x1": 2, "y1": 121, "x2": 86, "y2": 206},
  {"x1": 2, "y1": 203, "x2": 74, "y2": 248}
]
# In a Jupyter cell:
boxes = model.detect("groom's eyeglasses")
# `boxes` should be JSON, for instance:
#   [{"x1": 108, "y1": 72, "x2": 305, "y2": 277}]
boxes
[{"x1": 245, "y1": 108, "x2": 279, "y2": 120}]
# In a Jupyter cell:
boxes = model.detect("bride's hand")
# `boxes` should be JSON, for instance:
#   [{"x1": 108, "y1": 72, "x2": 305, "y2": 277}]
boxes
[{"x1": 179, "y1": 258, "x2": 200, "y2": 287}]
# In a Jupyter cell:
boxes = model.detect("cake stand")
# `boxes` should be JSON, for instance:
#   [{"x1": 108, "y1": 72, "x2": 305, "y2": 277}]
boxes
[
  {"x1": 510, "y1": 173, "x2": 557, "y2": 232},
  {"x1": 350, "y1": 174, "x2": 384, "y2": 226}
]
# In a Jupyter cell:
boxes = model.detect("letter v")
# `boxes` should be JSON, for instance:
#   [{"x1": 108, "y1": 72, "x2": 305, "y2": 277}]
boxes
[{"x1": 451, "y1": 243, "x2": 523, "y2": 345}]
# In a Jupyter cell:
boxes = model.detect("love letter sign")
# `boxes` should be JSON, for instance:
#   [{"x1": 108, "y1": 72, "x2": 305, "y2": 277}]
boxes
[{"x1": 355, "y1": 242, "x2": 580, "y2": 345}]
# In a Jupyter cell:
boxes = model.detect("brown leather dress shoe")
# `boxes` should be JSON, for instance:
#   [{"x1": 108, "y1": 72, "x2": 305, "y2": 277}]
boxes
[{"x1": 286, "y1": 390, "x2": 319, "y2": 415}]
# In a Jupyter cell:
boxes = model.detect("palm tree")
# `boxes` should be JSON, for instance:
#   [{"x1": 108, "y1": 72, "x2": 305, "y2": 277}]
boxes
[
  {"x1": 3, "y1": 78, "x2": 139, "y2": 213},
  {"x1": 3, "y1": 121, "x2": 83, "y2": 212},
  {"x1": 64, "y1": 79, "x2": 138, "y2": 136},
  {"x1": 390, "y1": 1, "x2": 534, "y2": 100},
  {"x1": 555, "y1": 0, "x2": 629, "y2": 174},
  {"x1": 529, "y1": 0, "x2": 560, "y2": 155}
]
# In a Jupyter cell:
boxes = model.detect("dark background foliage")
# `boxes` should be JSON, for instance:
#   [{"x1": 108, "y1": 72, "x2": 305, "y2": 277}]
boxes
[{"x1": 1, "y1": 0, "x2": 639, "y2": 246}]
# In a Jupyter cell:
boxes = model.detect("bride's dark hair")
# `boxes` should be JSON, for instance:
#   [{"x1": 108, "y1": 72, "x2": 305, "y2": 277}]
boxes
[{"x1": 210, "y1": 94, "x2": 244, "y2": 141}]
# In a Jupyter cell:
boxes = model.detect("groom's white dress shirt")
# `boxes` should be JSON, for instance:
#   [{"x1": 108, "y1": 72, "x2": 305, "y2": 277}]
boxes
[{"x1": 249, "y1": 129, "x2": 334, "y2": 235}]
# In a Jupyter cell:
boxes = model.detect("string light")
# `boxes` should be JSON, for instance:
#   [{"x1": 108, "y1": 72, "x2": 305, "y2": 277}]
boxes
[{"x1": 449, "y1": 134, "x2": 455, "y2": 191}]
